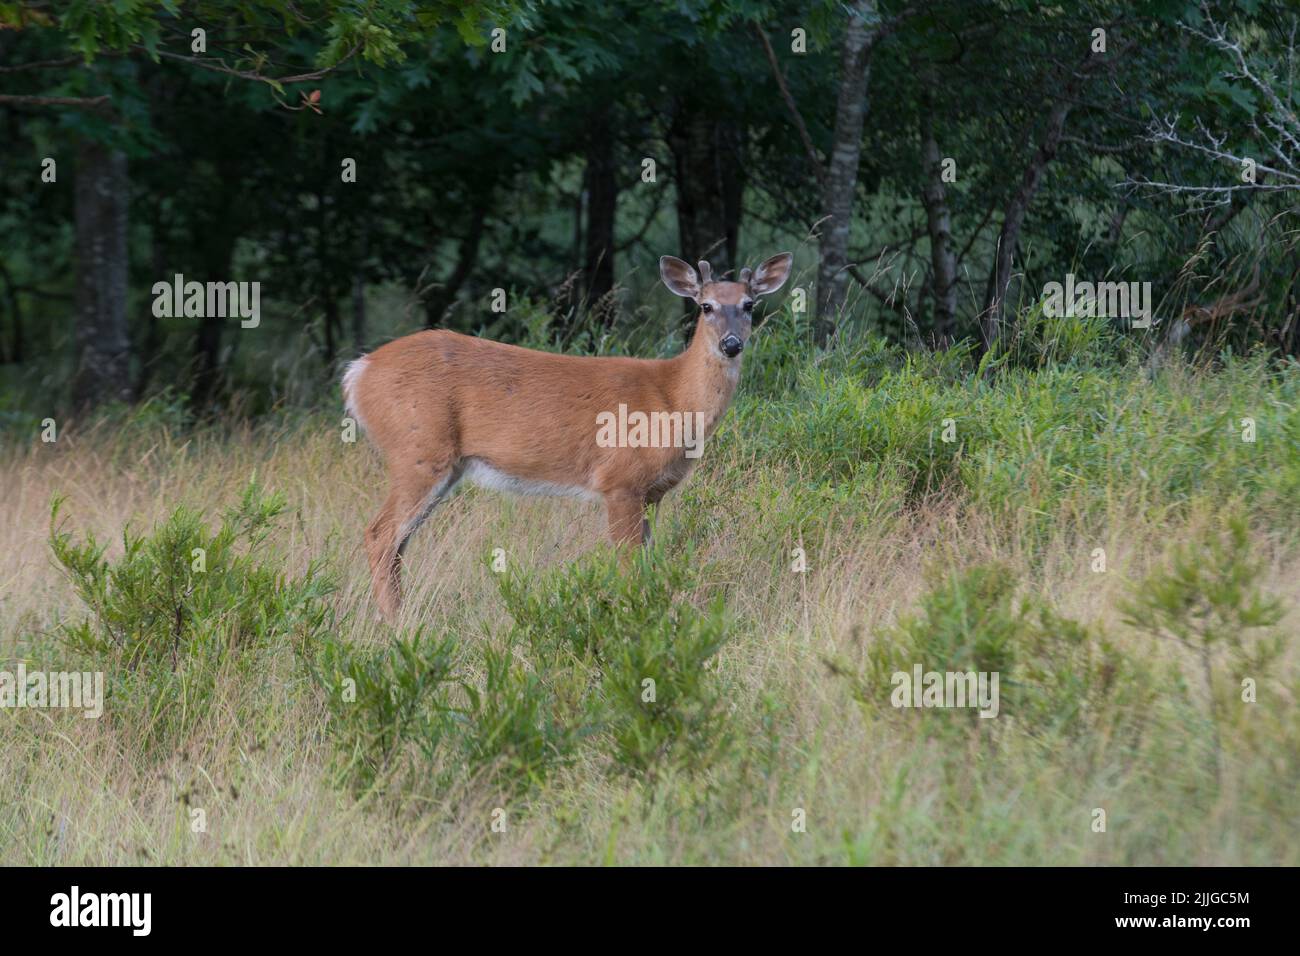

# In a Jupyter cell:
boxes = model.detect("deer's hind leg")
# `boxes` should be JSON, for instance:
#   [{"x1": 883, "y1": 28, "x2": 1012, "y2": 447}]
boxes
[
  {"x1": 604, "y1": 490, "x2": 648, "y2": 548},
  {"x1": 366, "y1": 459, "x2": 461, "y2": 620}
]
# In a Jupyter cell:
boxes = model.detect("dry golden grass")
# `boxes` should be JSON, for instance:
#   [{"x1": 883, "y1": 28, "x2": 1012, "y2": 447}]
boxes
[{"x1": 1, "y1": 408, "x2": 1296, "y2": 866}]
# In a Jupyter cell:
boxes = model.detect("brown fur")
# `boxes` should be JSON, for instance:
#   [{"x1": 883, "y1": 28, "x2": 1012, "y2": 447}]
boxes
[{"x1": 346, "y1": 252, "x2": 792, "y2": 618}]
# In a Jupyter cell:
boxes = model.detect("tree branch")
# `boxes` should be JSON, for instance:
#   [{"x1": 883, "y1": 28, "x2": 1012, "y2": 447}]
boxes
[
  {"x1": 752, "y1": 22, "x2": 828, "y2": 192},
  {"x1": 0, "y1": 56, "x2": 82, "y2": 74},
  {"x1": 0, "y1": 93, "x2": 109, "y2": 109},
  {"x1": 148, "y1": 43, "x2": 361, "y2": 87}
]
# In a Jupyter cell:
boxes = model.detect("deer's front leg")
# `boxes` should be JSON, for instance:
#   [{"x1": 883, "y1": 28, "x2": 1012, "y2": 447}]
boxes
[{"x1": 604, "y1": 490, "x2": 647, "y2": 547}]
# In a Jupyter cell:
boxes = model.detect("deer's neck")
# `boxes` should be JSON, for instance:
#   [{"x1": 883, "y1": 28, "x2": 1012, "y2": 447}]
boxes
[{"x1": 669, "y1": 315, "x2": 741, "y2": 438}]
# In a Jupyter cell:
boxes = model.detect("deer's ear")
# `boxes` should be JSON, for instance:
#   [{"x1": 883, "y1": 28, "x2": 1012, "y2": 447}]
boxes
[
  {"x1": 749, "y1": 252, "x2": 793, "y2": 297},
  {"x1": 660, "y1": 256, "x2": 701, "y2": 299}
]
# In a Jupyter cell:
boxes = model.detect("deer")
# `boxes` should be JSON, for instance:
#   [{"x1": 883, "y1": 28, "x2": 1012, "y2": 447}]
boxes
[{"x1": 343, "y1": 251, "x2": 793, "y2": 619}]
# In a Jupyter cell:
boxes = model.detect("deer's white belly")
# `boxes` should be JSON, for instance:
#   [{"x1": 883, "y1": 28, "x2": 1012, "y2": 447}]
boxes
[{"x1": 461, "y1": 458, "x2": 600, "y2": 502}]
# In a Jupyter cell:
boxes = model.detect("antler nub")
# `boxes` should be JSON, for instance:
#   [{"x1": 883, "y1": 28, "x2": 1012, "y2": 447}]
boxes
[
  {"x1": 740, "y1": 266, "x2": 753, "y2": 285},
  {"x1": 697, "y1": 260, "x2": 712, "y2": 285}
]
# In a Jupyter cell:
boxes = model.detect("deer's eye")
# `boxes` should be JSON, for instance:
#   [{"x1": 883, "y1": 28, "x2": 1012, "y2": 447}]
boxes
[
  {"x1": 743, "y1": 301, "x2": 754, "y2": 312},
  {"x1": 701, "y1": 302, "x2": 713, "y2": 313}
]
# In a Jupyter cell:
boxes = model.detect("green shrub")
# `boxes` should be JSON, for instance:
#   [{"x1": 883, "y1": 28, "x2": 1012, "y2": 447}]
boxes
[
  {"x1": 596, "y1": 591, "x2": 730, "y2": 777},
  {"x1": 1121, "y1": 511, "x2": 1287, "y2": 783},
  {"x1": 311, "y1": 549, "x2": 735, "y2": 806},
  {"x1": 459, "y1": 642, "x2": 585, "y2": 795},
  {"x1": 48, "y1": 478, "x2": 335, "y2": 751},
  {"x1": 314, "y1": 628, "x2": 583, "y2": 801},
  {"x1": 1122, "y1": 513, "x2": 1286, "y2": 670},
  {"x1": 738, "y1": 348, "x2": 1299, "y2": 538},
  {"x1": 855, "y1": 563, "x2": 1149, "y2": 741},
  {"x1": 499, "y1": 548, "x2": 734, "y2": 777},
  {"x1": 739, "y1": 310, "x2": 899, "y2": 400},
  {"x1": 314, "y1": 629, "x2": 464, "y2": 796},
  {"x1": 992, "y1": 296, "x2": 1124, "y2": 371}
]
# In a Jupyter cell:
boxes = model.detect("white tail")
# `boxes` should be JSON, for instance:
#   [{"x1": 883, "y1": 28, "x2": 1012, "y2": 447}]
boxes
[
  {"x1": 341, "y1": 356, "x2": 370, "y2": 431},
  {"x1": 346, "y1": 251, "x2": 792, "y2": 618}
]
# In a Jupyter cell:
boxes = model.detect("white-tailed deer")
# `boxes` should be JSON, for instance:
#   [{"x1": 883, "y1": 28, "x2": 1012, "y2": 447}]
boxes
[{"x1": 342, "y1": 252, "x2": 792, "y2": 618}]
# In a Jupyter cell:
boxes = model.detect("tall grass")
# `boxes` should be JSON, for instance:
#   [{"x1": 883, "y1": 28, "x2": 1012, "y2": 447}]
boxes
[{"x1": 0, "y1": 319, "x2": 1296, "y2": 865}]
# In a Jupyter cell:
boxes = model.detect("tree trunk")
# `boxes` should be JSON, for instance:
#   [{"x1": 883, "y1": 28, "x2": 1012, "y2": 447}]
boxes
[
  {"x1": 583, "y1": 110, "x2": 618, "y2": 316},
  {"x1": 668, "y1": 102, "x2": 743, "y2": 337},
  {"x1": 0, "y1": 258, "x2": 22, "y2": 364},
  {"x1": 815, "y1": 0, "x2": 879, "y2": 344},
  {"x1": 135, "y1": 202, "x2": 166, "y2": 397},
  {"x1": 668, "y1": 103, "x2": 742, "y2": 277},
  {"x1": 191, "y1": 231, "x2": 235, "y2": 408},
  {"x1": 979, "y1": 96, "x2": 1074, "y2": 351},
  {"x1": 351, "y1": 272, "x2": 366, "y2": 352},
  {"x1": 919, "y1": 95, "x2": 957, "y2": 345},
  {"x1": 323, "y1": 294, "x2": 339, "y2": 366},
  {"x1": 424, "y1": 200, "x2": 487, "y2": 329},
  {"x1": 72, "y1": 141, "x2": 131, "y2": 408},
  {"x1": 978, "y1": 42, "x2": 1117, "y2": 354}
]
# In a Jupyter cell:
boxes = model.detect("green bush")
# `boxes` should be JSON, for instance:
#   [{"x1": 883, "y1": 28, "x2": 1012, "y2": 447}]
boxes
[
  {"x1": 1122, "y1": 512, "x2": 1286, "y2": 670},
  {"x1": 314, "y1": 629, "x2": 464, "y2": 796},
  {"x1": 314, "y1": 628, "x2": 584, "y2": 801},
  {"x1": 857, "y1": 563, "x2": 1150, "y2": 740},
  {"x1": 49, "y1": 478, "x2": 335, "y2": 751},
  {"x1": 499, "y1": 549, "x2": 734, "y2": 778},
  {"x1": 992, "y1": 296, "x2": 1124, "y2": 371},
  {"x1": 460, "y1": 642, "x2": 585, "y2": 794},
  {"x1": 736, "y1": 346, "x2": 1299, "y2": 536},
  {"x1": 1121, "y1": 511, "x2": 1287, "y2": 783},
  {"x1": 310, "y1": 550, "x2": 734, "y2": 806}
]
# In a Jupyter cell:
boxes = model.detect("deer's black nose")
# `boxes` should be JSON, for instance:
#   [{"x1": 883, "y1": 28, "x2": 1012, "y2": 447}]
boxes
[{"x1": 719, "y1": 335, "x2": 743, "y2": 357}]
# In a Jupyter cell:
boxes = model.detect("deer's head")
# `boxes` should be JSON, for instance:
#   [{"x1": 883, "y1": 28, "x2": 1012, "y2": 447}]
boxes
[{"x1": 660, "y1": 252, "x2": 793, "y2": 359}]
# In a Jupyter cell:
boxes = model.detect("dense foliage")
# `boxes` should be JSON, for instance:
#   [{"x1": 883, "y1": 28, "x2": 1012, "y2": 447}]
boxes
[{"x1": 1, "y1": 0, "x2": 1298, "y2": 419}]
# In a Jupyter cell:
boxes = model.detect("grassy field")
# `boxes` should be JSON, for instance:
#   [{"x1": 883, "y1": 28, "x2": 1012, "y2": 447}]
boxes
[{"x1": 1, "y1": 318, "x2": 1298, "y2": 865}]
